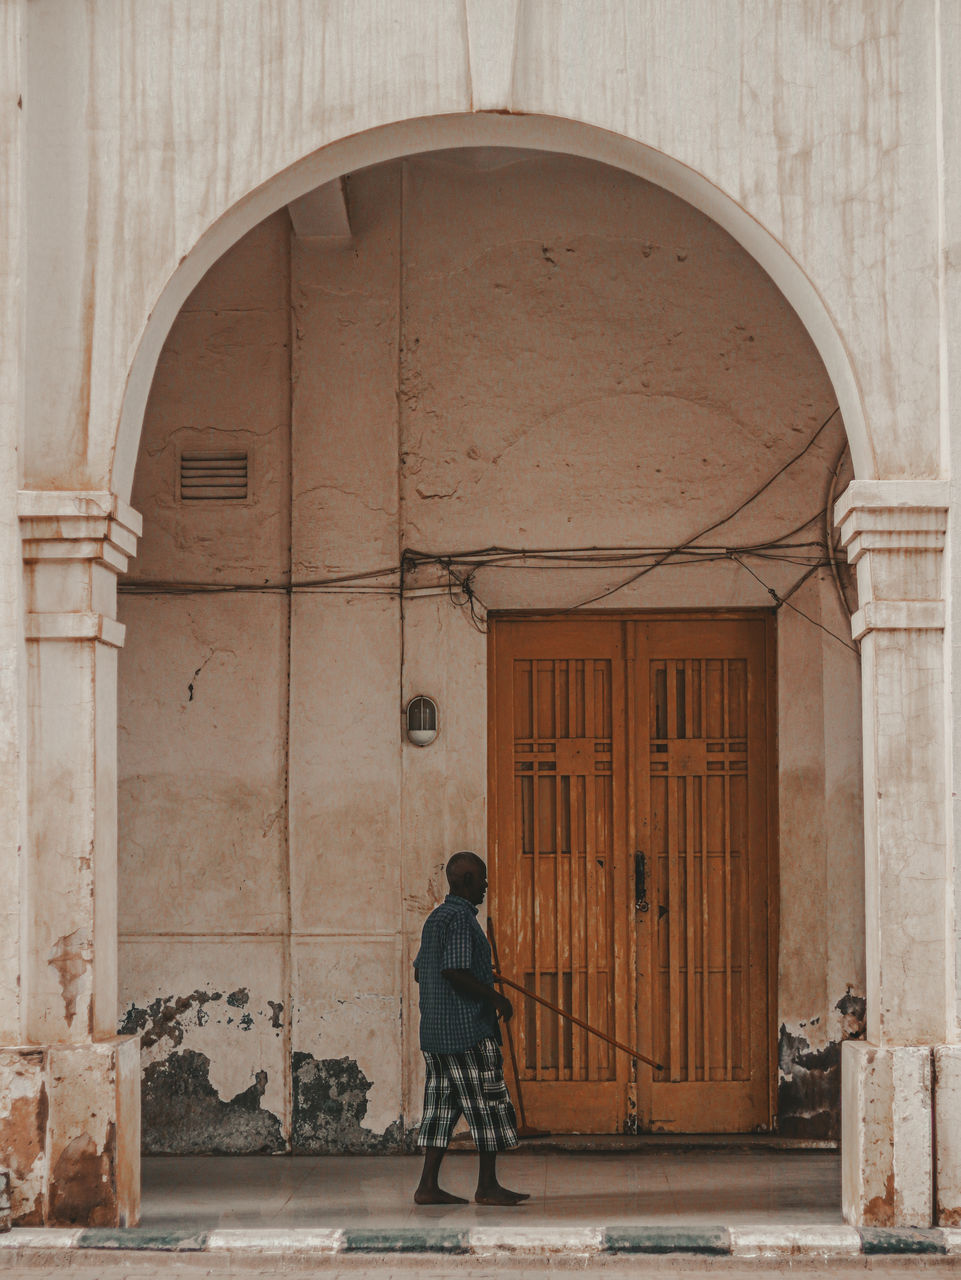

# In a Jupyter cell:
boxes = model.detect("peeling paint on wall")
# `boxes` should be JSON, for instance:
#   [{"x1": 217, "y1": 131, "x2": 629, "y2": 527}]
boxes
[
  {"x1": 119, "y1": 990, "x2": 225, "y2": 1049},
  {"x1": 1, "y1": 1057, "x2": 46, "y2": 1224},
  {"x1": 291, "y1": 1053, "x2": 405, "y2": 1153},
  {"x1": 141, "y1": 1050, "x2": 284, "y2": 1154},
  {"x1": 777, "y1": 991, "x2": 866, "y2": 1139}
]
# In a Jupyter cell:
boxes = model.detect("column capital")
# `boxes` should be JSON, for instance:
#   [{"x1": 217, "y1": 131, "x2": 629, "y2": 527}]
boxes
[
  {"x1": 18, "y1": 491, "x2": 141, "y2": 649},
  {"x1": 834, "y1": 480, "x2": 949, "y2": 642},
  {"x1": 18, "y1": 490, "x2": 142, "y2": 574},
  {"x1": 835, "y1": 480, "x2": 949, "y2": 561}
]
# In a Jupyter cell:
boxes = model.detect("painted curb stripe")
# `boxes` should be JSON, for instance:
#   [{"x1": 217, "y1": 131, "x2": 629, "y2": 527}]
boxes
[
  {"x1": 77, "y1": 1227, "x2": 210, "y2": 1251},
  {"x1": 0, "y1": 1229, "x2": 84, "y2": 1248},
  {"x1": 729, "y1": 1226, "x2": 861, "y2": 1257},
  {"x1": 859, "y1": 1228, "x2": 946, "y2": 1255},
  {"x1": 604, "y1": 1226, "x2": 731, "y2": 1254},
  {"x1": 343, "y1": 1228, "x2": 469, "y2": 1253},
  {"x1": 206, "y1": 1228, "x2": 345, "y2": 1252},
  {"x1": 9, "y1": 1222, "x2": 961, "y2": 1256},
  {"x1": 470, "y1": 1226, "x2": 604, "y2": 1253}
]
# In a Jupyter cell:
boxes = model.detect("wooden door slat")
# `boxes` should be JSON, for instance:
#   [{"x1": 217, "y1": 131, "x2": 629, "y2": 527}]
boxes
[
  {"x1": 554, "y1": 664, "x2": 565, "y2": 1080},
  {"x1": 685, "y1": 764, "x2": 697, "y2": 1083},
  {"x1": 586, "y1": 765, "x2": 600, "y2": 1083},
  {"x1": 531, "y1": 665, "x2": 543, "y2": 1078},
  {"x1": 668, "y1": 772, "x2": 682, "y2": 1083},
  {"x1": 700, "y1": 773, "x2": 710, "y2": 1082},
  {"x1": 572, "y1": 776, "x2": 585, "y2": 1082},
  {"x1": 700, "y1": 668, "x2": 710, "y2": 1083},
  {"x1": 723, "y1": 766, "x2": 733, "y2": 1081},
  {"x1": 626, "y1": 639, "x2": 638, "y2": 1112}
]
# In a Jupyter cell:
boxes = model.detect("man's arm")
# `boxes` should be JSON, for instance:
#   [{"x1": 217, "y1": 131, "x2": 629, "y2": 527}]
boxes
[{"x1": 441, "y1": 969, "x2": 513, "y2": 1022}]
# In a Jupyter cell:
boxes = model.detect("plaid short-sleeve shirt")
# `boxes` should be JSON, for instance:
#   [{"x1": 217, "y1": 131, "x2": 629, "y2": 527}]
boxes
[{"x1": 414, "y1": 894, "x2": 500, "y2": 1053}]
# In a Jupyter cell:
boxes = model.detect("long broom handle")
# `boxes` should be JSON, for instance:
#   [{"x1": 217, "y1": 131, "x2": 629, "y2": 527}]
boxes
[{"x1": 493, "y1": 971, "x2": 665, "y2": 1073}]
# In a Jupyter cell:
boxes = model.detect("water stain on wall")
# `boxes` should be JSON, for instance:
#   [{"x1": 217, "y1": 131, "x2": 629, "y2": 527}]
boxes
[
  {"x1": 48, "y1": 929, "x2": 91, "y2": 1031},
  {"x1": 141, "y1": 1049, "x2": 284, "y2": 1154},
  {"x1": 49, "y1": 1125, "x2": 116, "y2": 1226},
  {"x1": 777, "y1": 991, "x2": 866, "y2": 1139},
  {"x1": 291, "y1": 1053, "x2": 405, "y2": 1153}
]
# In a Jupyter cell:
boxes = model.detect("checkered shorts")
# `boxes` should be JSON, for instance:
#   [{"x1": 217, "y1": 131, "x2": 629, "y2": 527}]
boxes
[{"x1": 418, "y1": 1037, "x2": 519, "y2": 1153}]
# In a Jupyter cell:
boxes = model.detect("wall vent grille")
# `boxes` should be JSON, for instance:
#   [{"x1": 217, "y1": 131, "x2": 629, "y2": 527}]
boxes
[{"x1": 180, "y1": 451, "x2": 248, "y2": 501}]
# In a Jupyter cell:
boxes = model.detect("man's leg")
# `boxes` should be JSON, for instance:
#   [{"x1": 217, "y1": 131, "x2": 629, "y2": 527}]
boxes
[
  {"x1": 414, "y1": 1053, "x2": 468, "y2": 1205},
  {"x1": 415, "y1": 1146, "x2": 467, "y2": 1205},
  {"x1": 475, "y1": 1149, "x2": 529, "y2": 1205},
  {"x1": 452, "y1": 1040, "x2": 529, "y2": 1205}
]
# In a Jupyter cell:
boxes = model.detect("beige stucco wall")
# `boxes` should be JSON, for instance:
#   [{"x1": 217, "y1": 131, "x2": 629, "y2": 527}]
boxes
[{"x1": 117, "y1": 151, "x2": 864, "y2": 1149}]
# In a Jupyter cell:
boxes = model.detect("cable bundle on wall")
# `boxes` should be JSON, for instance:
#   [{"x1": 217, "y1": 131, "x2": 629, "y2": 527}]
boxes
[{"x1": 119, "y1": 408, "x2": 857, "y2": 654}]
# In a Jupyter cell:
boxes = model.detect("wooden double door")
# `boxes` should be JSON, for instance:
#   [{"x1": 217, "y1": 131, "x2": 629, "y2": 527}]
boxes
[{"x1": 488, "y1": 614, "x2": 776, "y2": 1134}]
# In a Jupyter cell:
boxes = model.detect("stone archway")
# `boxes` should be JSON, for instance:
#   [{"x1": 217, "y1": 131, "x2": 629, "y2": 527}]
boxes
[
  {"x1": 103, "y1": 122, "x2": 946, "y2": 1228},
  {"x1": 116, "y1": 143, "x2": 860, "y2": 1167},
  {"x1": 4, "y1": 3, "x2": 955, "y2": 1231},
  {"x1": 111, "y1": 113, "x2": 876, "y2": 504}
]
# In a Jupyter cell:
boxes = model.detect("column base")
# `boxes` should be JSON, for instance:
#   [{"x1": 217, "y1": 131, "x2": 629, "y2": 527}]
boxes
[
  {"x1": 841, "y1": 1041, "x2": 932, "y2": 1227},
  {"x1": 0, "y1": 1036, "x2": 140, "y2": 1227},
  {"x1": 934, "y1": 1045, "x2": 961, "y2": 1224}
]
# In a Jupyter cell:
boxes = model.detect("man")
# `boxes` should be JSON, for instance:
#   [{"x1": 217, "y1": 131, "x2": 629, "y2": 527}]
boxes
[{"x1": 413, "y1": 851, "x2": 529, "y2": 1206}]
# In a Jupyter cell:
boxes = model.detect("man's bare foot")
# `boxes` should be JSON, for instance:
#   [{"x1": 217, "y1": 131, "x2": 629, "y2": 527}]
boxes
[
  {"x1": 414, "y1": 1187, "x2": 469, "y2": 1205},
  {"x1": 474, "y1": 1184, "x2": 530, "y2": 1205}
]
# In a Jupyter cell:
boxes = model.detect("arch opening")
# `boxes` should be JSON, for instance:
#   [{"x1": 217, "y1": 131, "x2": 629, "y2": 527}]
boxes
[
  {"x1": 113, "y1": 113, "x2": 872, "y2": 505},
  {"x1": 117, "y1": 143, "x2": 864, "y2": 1152}
]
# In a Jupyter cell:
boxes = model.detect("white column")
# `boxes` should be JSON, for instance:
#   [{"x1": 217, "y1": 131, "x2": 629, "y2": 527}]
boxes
[
  {"x1": 0, "y1": 491, "x2": 141, "y2": 1226},
  {"x1": 836, "y1": 480, "x2": 952, "y2": 1227},
  {"x1": 0, "y1": 0, "x2": 25, "y2": 1052}
]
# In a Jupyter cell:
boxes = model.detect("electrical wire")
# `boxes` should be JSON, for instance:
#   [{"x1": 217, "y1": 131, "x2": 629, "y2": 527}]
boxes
[
  {"x1": 565, "y1": 405, "x2": 841, "y2": 609},
  {"x1": 825, "y1": 442, "x2": 858, "y2": 622},
  {"x1": 730, "y1": 553, "x2": 859, "y2": 655},
  {"x1": 118, "y1": 407, "x2": 851, "y2": 651}
]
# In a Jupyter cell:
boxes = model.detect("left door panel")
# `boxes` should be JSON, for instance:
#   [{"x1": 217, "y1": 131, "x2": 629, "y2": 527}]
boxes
[{"x1": 489, "y1": 618, "x2": 631, "y2": 1133}]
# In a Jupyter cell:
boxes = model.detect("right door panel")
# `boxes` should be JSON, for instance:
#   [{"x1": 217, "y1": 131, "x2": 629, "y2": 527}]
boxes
[{"x1": 632, "y1": 618, "x2": 773, "y2": 1133}]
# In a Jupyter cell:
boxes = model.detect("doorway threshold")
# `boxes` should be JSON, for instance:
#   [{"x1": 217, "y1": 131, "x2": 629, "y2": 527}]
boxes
[{"x1": 449, "y1": 1132, "x2": 837, "y2": 1153}]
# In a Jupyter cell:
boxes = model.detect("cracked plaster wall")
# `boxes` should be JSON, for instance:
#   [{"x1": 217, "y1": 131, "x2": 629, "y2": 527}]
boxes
[{"x1": 118, "y1": 152, "x2": 864, "y2": 1148}]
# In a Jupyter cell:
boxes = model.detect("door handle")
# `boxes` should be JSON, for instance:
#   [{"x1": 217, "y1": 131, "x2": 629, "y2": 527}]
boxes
[{"x1": 634, "y1": 852, "x2": 650, "y2": 913}]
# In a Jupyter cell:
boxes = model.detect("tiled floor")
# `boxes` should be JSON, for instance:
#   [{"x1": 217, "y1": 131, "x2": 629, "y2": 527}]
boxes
[{"x1": 141, "y1": 1148, "x2": 842, "y2": 1230}]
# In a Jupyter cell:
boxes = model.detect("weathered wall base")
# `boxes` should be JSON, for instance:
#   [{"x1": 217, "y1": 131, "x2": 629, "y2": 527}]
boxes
[
  {"x1": 777, "y1": 993, "x2": 866, "y2": 1139},
  {"x1": 935, "y1": 1046, "x2": 961, "y2": 1226},
  {"x1": 291, "y1": 1053, "x2": 408, "y2": 1154},
  {"x1": 841, "y1": 1041, "x2": 932, "y2": 1228},
  {"x1": 0, "y1": 1037, "x2": 140, "y2": 1227}
]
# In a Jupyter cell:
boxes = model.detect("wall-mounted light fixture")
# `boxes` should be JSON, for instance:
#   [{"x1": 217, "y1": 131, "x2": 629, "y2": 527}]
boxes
[{"x1": 406, "y1": 695, "x2": 438, "y2": 747}]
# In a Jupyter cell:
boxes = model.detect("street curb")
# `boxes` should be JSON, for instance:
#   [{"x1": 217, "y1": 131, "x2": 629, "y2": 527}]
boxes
[
  {"x1": 604, "y1": 1225, "x2": 730, "y2": 1254},
  {"x1": 1, "y1": 1222, "x2": 961, "y2": 1258}
]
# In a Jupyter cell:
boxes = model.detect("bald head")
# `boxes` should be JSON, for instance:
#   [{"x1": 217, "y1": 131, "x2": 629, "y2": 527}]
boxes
[{"x1": 446, "y1": 851, "x2": 487, "y2": 905}]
